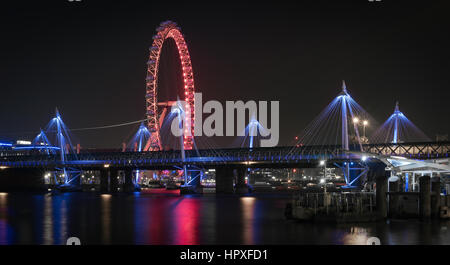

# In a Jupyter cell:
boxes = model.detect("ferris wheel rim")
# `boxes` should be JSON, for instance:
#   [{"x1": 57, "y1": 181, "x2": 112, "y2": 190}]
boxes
[{"x1": 145, "y1": 21, "x2": 195, "y2": 151}]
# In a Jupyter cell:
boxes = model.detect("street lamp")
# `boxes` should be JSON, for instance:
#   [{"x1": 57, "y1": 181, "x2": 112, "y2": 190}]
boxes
[
  {"x1": 363, "y1": 120, "x2": 368, "y2": 139},
  {"x1": 353, "y1": 117, "x2": 359, "y2": 124}
]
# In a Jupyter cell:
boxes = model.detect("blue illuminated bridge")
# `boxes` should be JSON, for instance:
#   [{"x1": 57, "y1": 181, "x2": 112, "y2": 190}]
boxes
[
  {"x1": 0, "y1": 81, "x2": 448, "y2": 192},
  {"x1": 0, "y1": 141, "x2": 448, "y2": 169},
  {"x1": 0, "y1": 140, "x2": 448, "y2": 193}
]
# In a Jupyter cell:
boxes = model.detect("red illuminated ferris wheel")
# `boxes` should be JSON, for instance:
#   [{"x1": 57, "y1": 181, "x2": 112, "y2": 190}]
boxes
[{"x1": 144, "y1": 21, "x2": 195, "y2": 151}]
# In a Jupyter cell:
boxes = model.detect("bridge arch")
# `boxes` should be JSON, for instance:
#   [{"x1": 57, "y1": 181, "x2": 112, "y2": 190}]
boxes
[{"x1": 145, "y1": 21, "x2": 195, "y2": 151}]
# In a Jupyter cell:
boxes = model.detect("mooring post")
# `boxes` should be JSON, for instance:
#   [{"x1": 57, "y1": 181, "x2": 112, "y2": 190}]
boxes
[
  {"x1": 431, "y1": 176, "x2": 441, "y2": 219},
  {"x1": 419, "y1": 175, "x2": 431, "y2": 219},
  {"x1": 376, "y1": 174, "x2": 388, "y2": 219},
  {"x1": 388, "y1": 178, "x2": 399, "y2": 218}
]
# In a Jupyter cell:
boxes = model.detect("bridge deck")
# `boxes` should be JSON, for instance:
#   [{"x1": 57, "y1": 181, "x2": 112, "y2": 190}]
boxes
[{"x1": 0, "y1": 142, "x2": 448, "y2": 169}]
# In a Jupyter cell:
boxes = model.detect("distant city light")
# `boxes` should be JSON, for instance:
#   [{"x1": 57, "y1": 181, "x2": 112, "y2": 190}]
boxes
[
  {"x1": 353, "y1": 117, "x2": 359, "y2": 124},
  {"x1": 319, "y1": 160, "x2": 325, "y2": 166}
]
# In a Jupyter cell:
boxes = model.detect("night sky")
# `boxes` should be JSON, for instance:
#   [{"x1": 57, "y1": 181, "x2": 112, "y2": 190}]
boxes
[{"x1": 0, "y1": 0, "x2": 449, "y2": 148}]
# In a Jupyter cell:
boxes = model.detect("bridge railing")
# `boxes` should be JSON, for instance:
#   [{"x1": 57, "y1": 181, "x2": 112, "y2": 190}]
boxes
[
  {"x1": 361, "y1": 141, "x2": 450, "y2": 158},
  {"x1": 0, "y1": 142, "x2": 448, "y2": 167}
]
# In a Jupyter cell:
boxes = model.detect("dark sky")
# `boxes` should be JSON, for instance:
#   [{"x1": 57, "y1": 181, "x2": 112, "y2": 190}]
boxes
[{"x1": 0, "y1": 0, "x2": 449, "y2": 148}]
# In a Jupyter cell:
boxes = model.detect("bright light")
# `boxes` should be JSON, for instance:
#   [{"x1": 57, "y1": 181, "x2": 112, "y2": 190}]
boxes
[
  {"x1": 104, "y1": 164, "x2": 110, "y2": 168},
  {"x1": 353, "y1": 117, "x2": 359, "y2": 124},
  {"x1": 16, "y1": 140, "x2": 32, "y2": 145},
  {"x1": 363, "y1": 120, "x2": 368, "y2": 126},
  {"x1": 320, "y1": 179, "x2": 325, "y2": 184},
  {"x1": 319, "y1": 160, "x2": 325, "y2": 166},
  {"x1": 361, "y1": 155, "x2": 368, "y2": 162},
  {"x1": 391, "y1": 156, "x2": 406, "y2": 160}
]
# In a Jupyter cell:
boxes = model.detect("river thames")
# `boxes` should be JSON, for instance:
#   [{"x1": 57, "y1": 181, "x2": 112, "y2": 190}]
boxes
[{"x1": 0, "y1": 191, "x2": 449, "y2": 245}]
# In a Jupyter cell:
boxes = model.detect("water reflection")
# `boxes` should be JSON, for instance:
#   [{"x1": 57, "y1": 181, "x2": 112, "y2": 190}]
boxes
[
  {"x1": 43, "y1": 195, "x2": 53, "y2": 245},
  {"x1": 0, "y1": 192, "x2": 449, "y2": 245},
  {"x1": 0, "y1": 193, "x2": 11, "y2": 244},
  {"x1": 341, "y1": 227, "x2": 370, "y2": 245},
  {"x1": 241, "y1": 197, "x2": 255, "y2": 244},
  {"x1": 101, "y1": 194, "x2": 111, "y2": 244},
  {"x1": 172, "y1": 198, "x2": 200, "y2": 245}
]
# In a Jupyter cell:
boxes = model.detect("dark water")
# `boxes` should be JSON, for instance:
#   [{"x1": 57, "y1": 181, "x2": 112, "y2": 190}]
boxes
[{"x1": 0, "y1": 191, "x2": 449, "y2": 245}]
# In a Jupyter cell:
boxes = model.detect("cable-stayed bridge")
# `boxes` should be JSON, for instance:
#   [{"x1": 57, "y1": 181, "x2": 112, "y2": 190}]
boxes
[{"x1": 0, "y1": 20, "x2": 448, "y2": 193}]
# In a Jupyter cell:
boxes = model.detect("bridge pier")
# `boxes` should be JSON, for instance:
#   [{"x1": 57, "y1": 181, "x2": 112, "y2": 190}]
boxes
[
  {"x1": 215, "y1": 167, "x2": 234, "y2": 194},
  {"x1": 235, "y1": 167, "x2": 249, "y2": 194},
  {"x1": 100, "y1": 169, "x2": 109, "y2": 193},
  {"x1": 419, "y1": 175, "x2": 431, "y2": 219},
  {"x1": 100, "y1": 168, "x2": 120, "y2": 193},
  {"x1": 123, "y1": 169, "x2": 135, "y2": 192},
  {"x1": 248, "y1": 172, "x2": 255, "y2": 185},
  {"x1": 109, "y1": 168, "x2": 119, "y2": 192}
]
